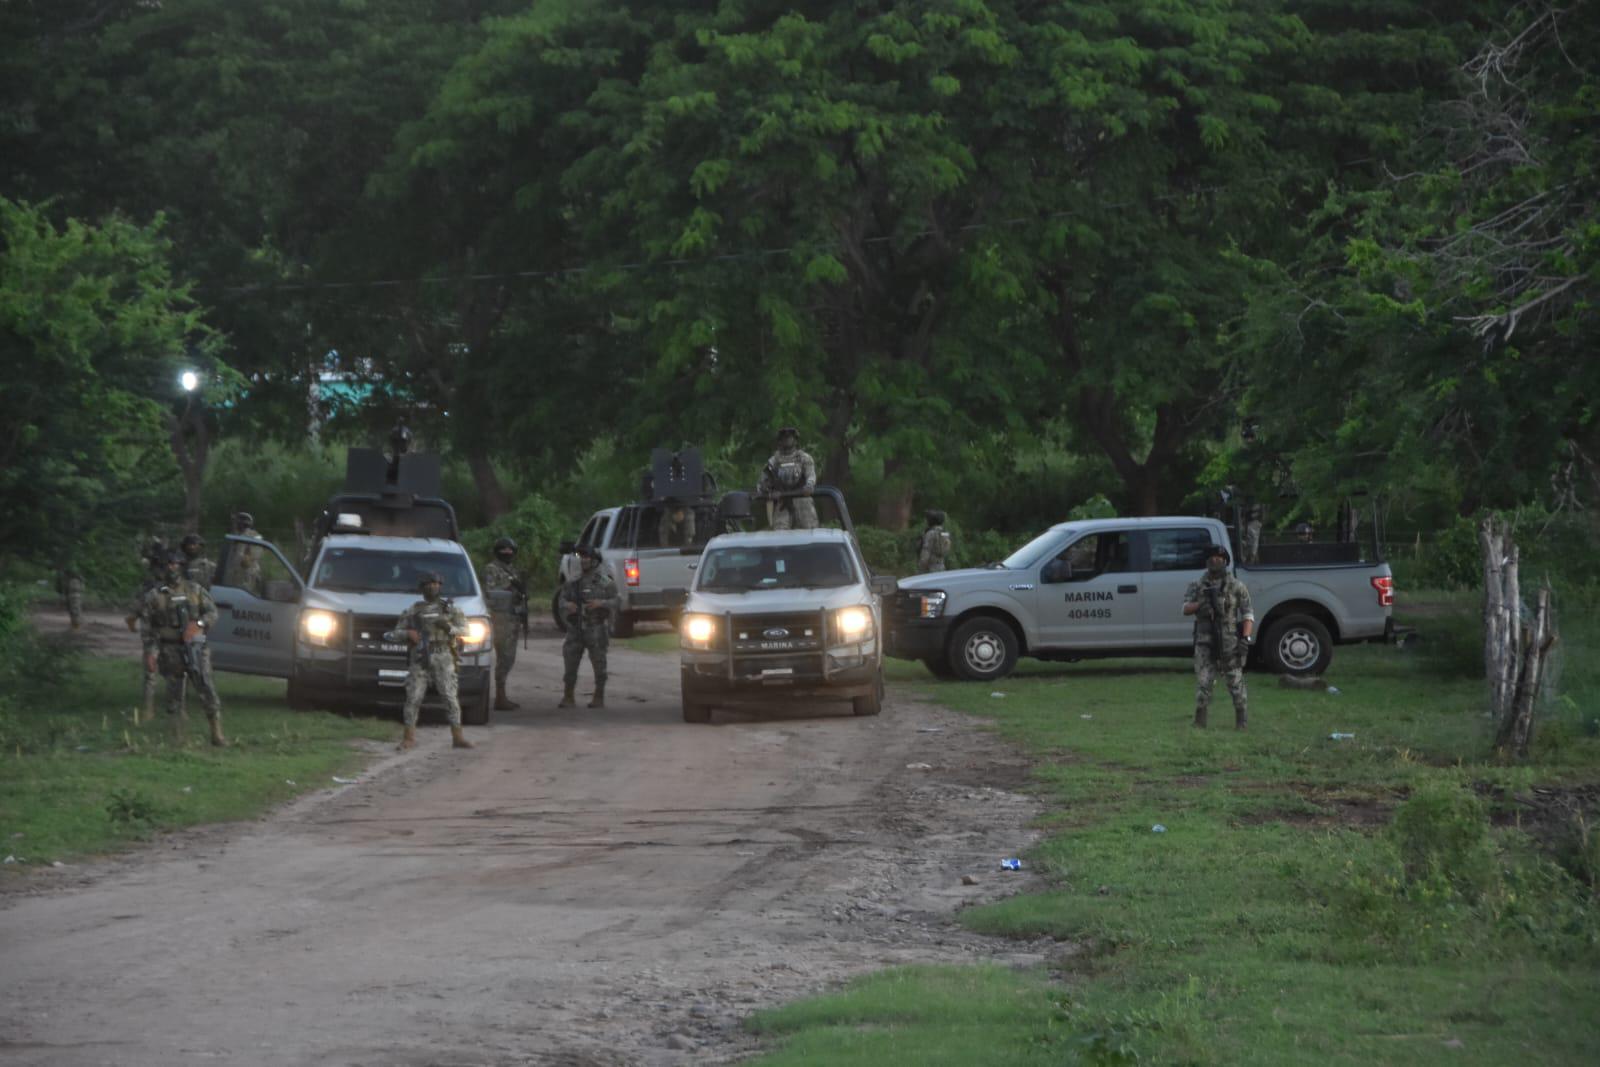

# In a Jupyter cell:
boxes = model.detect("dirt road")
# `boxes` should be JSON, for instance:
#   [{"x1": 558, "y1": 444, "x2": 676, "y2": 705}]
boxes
[{"x1": 1, "y1": 621, "x2": 1046, "y2": 1066}]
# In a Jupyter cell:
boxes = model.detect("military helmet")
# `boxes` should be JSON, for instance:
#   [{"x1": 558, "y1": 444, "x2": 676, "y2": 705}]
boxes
[
  {"x1": 1204, "y1": 543, "x2": 1231, "y2": 563},
  {"x1": 165, "y1": 548, "x2": 187, "y2": 566},
  {"x1": 233, "y1": 511, "x2": 254, "y2": 528},
  {"x1": 181, "y1": 533, "x2": 204, "y2": 549},
  {"x1": 776, "y1": 425, "x2": 799, "y2": 442},
  {"x1": 418, "y1": 571, "x2": 443, "y2": 588},
  {"x1": 1294, "y1": 521, "x2": 1314, "y2": 536},
  {"x1": 925, "y1": 508, "x2": 946, "y2": 526},
  {"x1": 493, "y1": 536, "x2": 517, "y2": 553},
  {"x1": 576, "y1": 544, "x2": 601, "y2": 562}
]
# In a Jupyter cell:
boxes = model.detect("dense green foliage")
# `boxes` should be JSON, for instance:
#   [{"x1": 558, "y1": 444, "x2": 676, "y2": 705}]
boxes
[{"x1": 5, "y1": 0, "x2": 1596, "y2": 566}]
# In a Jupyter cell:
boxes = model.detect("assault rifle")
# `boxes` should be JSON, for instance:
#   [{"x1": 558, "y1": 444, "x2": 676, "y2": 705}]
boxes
[
  {"x1": 508, "y1": 577, "x2": 530, "y2": 650},
  {"x1": 1205, "y1": 585, "x2": 1225, "y2": 661},
  {"x1": 168, "y1": 592, "x2": 208, "y2": 686}
]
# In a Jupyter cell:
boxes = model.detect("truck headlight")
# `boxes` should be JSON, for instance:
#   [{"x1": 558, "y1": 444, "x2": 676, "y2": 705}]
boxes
[
  {"x1": 301, "y1": 610, "x2": 337, "y2": 646},
  {"x1": 682, "y1": 614, "x2": 716, "y2": 648},
  {"x1": 462, "y1": 616, "x2": 492, "y2": 653},
  {"x1": 835, "y1": 606, "x2": 873, "y2": 641},
  {"x1": 917, "y1": 591, "x2": 947, "y2": 619}
]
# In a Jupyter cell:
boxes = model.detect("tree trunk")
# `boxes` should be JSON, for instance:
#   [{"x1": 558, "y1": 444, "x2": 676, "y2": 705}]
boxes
[
  {"x1": 466, "y1": 448, "x2": 510, "y2": 522},
  {"x1": 166, "y1": 398, "x2": 210, "y2": 533},
  {"x1": 876, "y1": 457, "x2": 914, "y2": 530},
  {"x1": 1480, "y1": 516, "x2": 1520, "y2": 722},
  {"x1": 1496, "y1": 580, "x2": 1557, "y2": 758}
]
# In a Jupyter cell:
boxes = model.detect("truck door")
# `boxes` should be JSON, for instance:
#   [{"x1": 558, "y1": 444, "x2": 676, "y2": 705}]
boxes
[
  {"x1": 1036, "y1": 529, "x2": 1141, "y2": 648},
  {"x1": 208, "y1": 535, "x2": 304, "y2": 678},
  {"x1": 1141, "y1": 526, "x2": 1217, "y2": 647}
]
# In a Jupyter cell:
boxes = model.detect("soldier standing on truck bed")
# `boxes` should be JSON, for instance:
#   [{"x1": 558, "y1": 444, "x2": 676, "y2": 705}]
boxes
[
  {"x1": 481, "y1": 537, "x2": 527, "y2": 710},
  {"x1": 757, "y1": 426, "x2": 818, "y2": 530},
  {"x1": 390, "y1": 572, "x2": 474, "y2": 752},
  {"x1": 1181, "y1": 544, "x2": 1254, "y2": 730},
  {"x1": 558, "y1": 545, "x2": 618, "y2": 709},
  {"x1": 137, "y1": 550, "x2": 226, "y2": 746}
]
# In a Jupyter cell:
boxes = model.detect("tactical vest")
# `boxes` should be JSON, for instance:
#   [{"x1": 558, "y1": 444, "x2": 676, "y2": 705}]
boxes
[
  {"x1": 771, "y1": 454, "x2": 806, "y2": 490},
  {"x1": 152, "y1": 585, "x2": 203, "y2": 642}
]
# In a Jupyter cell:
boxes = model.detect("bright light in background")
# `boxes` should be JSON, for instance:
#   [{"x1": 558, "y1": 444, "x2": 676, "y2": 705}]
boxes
[{"x1": 180, "y1": 370, "x2": 200, "y2": 392}]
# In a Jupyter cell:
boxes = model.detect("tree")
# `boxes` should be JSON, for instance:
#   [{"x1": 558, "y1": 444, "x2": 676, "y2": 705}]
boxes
[{"x1": 0, "y1": 198, "x2": 234, "y2": 563}]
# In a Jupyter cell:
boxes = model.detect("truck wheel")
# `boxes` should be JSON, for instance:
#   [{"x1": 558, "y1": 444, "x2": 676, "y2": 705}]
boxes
[
  {"x1": 1261, "y1": 614, "x2": 1333, "y2": 676},
  {"x1": 948, "y1": 617, "x2": 1019, "y2": 682},
  {"x1": 610, "y1": 613, "x2": 636, "y2": 639},
  {"x1": 922, "y1": 655, "x2": 958, "y2": 680},
  {"x1": 853, "y1": 669, "x2": 885, "y2": 716},
  {"x1": 550, "y1": 590, "x2": 567, "y2": 633},
  {"x1": 286, "y1": 678, "x2": 314, "y2": 711},
  {"x1": 681, "y1": 677, "x2": 712, "y2": 724},
  {"x1": 462, "y1": 683, "x2": 491, "y2": 726}
]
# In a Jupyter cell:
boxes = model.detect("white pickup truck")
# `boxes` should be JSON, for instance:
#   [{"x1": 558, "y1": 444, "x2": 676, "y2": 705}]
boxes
[
  {"x1": 887, "y1": 516, "x2": 1395, "y2": 681},
  {"x1": 555, "y1": 502, "x2": 711, "y2": 636},
  {"x1": 208, "y1": 532, "x2": 495, "y2": 723},
  {"x1": 677, "y1": 527, "x2": 898, "y2": 723}
]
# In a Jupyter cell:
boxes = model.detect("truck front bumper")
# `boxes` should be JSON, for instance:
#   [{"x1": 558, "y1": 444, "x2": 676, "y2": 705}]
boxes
[
  {"x1": 884, "y1": 616, "x2": 949, "y2": 661},
  {"x1": 681, "y1": 643, "x2": 880, "y2": 700}
]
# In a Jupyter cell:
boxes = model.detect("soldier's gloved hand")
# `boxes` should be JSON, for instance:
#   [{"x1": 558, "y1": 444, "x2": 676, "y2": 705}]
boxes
[
  {"x1": 144, "y1": 653, "x2": 158, "y2": 673},
  {"x1": 182, "y1": 621, "x2": 202, "y2": 643},
  {"x1": 406, "y1": 629, "x2": 422, "y2": 645}
]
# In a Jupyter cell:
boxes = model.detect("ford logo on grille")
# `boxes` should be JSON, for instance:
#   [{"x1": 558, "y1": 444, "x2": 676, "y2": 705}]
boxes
[{"x1": 762, "y1": 627, "x2": 790, "y2": 639}]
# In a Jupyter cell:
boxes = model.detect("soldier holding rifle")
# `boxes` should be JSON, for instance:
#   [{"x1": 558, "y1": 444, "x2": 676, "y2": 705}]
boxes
[
  {"x1": 137, "y1": 550, "x2": 226, "y2": 746},
  {"x1": 558, "y1": 545, "x2": 617, "y2": 709},
  {"x1": 1182, "y1": 544, "x2": 1254, "y2": 730}
]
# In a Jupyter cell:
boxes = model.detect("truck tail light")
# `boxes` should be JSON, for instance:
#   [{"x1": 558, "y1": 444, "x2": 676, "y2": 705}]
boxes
[
  {"x1": 624, "y1": 557, "x2": 640, "y2": 586},
  {"x1": 1371, "y1": 575, "x2": 1394, "y2": 607}
]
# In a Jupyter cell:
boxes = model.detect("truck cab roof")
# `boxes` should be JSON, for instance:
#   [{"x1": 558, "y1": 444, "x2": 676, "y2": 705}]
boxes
[
  {"x1": 703, "y1": 528, "x2": 857, "y2": 550},
  {"x1": 314, "y1": 534, "x2": 468, "y2": 554}
]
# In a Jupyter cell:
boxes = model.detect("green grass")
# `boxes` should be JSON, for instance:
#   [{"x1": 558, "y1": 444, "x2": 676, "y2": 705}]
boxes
[
  {"x1": 745, "y1": 593, "x2": 1600, "y2": 1065},
  {"x1": 0, "y1": 656, "x2": 394, "y2": 865}
]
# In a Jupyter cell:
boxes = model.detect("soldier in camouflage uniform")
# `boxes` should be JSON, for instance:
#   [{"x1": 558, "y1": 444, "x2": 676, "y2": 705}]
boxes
[
  {"x1": 180, "y1": 533, "x2": 217, "y2": 588},
  {"x1": 918, "y1": 509, "x2": 952, "y2": 573},
  {"x1": 1182, "y1": 544, "x2": 1254, "y2": 729},
  {"x1": 658, "y1": 504, "x2": 696, "y2": 547},
  {"x1": 137, "y1": 551, "x2": 226, "y2": 746},
  {"x1": 226, "y1": 511, "x2": 263, "y2": 592},
  {"x1": 757, "y1": 427, "x2": 818, "y2": 530},
  {"x1": 390, "y1": 572, "x2": 474, "y2": 751},
  {"x1": 559, "y1": 545, "x2": 618, "y2": 709},
  {"x1": 481, "y1": 536, "x2": 526, "y2": 710},
  {"x1": 126, "y1": 538, "x2": 169, "y2": 722},
  {"x1": 60, "y1": 569, "x2": 85, "y2": 630}
]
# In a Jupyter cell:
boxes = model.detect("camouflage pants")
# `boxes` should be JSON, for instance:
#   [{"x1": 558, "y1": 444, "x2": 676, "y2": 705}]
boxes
[
  {"x1": 66, "y1": 594, "x2": 83, "y2": 627},
  {"x1": 1193, "y1": 643, "x2": 1248, "y2": 726},
  {"x1": 491, "y1": 614, "x2": 518, "y2": 686},
  {"x1": 402, "y1": 649, "x2": 462, "y2": 727},
  {"x1": 158, "y1": 642, "x2": 220, "y2": 721},
  {"x1": 771, "y1": 497, "x2": 818, "y2": 530},
  {"x1": 562, "y1": 623, "x2": 609, "y2": 686}
]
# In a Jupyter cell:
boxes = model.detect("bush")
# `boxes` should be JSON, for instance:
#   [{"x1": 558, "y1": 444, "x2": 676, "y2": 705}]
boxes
[{"x1": 1389, "y1": 781, "x2": 1499, "y2": 900}]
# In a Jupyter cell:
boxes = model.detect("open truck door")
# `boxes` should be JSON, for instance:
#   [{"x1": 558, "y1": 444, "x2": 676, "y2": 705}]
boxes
[{"x1": 209, "y1": 534, "x2": 304, "y2": 678}]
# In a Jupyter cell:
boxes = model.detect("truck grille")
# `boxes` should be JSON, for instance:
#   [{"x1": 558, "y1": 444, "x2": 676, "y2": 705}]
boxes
[
  {"x1": 726, "y1": 612, "x2": 826, "y2": 654},
  {"x1": 349, "y1": 614, "x2": 410, "y2": 658}
]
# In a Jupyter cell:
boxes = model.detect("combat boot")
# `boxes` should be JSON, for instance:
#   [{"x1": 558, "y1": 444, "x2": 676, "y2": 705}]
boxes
[
  {"x1": 1192, "y1": 706, "x2": 1208, "y2": 729},
  {"x1": 208, "y1": 718, "x2": 228, "y2": 748},
  {"x1": 494, "y1": 682, "x2": 518, "y2": 710},
  {"x1": 557, "y1": 682, "x2": 576, "y2": 708},
  {"x1": 588, "y1": 682, "x2": 606, "y2": 709},
  {"x1": 450, "y1": 725, "x2": 475, "y2": 749},
  {"x1": 398, "y1": 725, "x2": 417, "y2": 751}
]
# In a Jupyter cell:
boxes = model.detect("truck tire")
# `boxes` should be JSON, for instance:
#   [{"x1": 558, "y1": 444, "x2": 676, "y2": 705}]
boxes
[
  {"x1": 286, "y1": 678, "x2": 314, "y2": 711},
  {"x1": 948, "y1": 616, "x2": 1019, "y2": 682},
  {"x1": 462, "y1": 682, "x2": 491, "y2": 726},
  {"x1": 681, "y1": 677, "x2": 712, "y2": 724},
  {"x1": 550, "y1": 590, "x2": 567, "y2": 632},
  {"x1": 922, "y1": 655, "x2": 958, "y2": 680},
  {"x1": 853, "y1": 669, "x2": 885, "y2": 716},
  {"x1": 610, "y1": 612, "x2": 636, "y2": 639},
  {"x1": 1261, "y1": 614, "x2": 1333, "y2": 676}
]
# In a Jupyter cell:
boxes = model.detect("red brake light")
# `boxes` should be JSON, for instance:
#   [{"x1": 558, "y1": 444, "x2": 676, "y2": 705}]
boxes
[
  {"x1": 1371, "y1": 575, "x2": 1394, "y2": 607},
  {"x1": 624, "y1": 558, "x2": 640, "y2": 586}
]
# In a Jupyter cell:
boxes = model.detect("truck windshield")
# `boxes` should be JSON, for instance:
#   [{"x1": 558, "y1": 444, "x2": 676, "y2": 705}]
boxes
[
  {"x1": 1002, "y1": 528, "x2": 1073, "y2": 570},
  {"x1": 697, "y1": 544, "x2": 857, "y2": 592},
  {"x1": 312, "y1": 548, "x2": 477, "y2": 597}
]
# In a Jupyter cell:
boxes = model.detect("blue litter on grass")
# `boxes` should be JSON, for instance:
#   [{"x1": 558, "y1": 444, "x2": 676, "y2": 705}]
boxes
[
  {"x1": 1151, "y1": 824, "x2": 1167, "y2": 833},
  {"x1": 1000, "y1": 858, "x2": 1023, "y2": 871}
]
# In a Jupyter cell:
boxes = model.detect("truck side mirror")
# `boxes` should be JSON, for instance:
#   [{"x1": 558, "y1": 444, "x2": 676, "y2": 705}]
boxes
[
  {"x1": 1042, "y1": 559, "x2": 1070, "y2": 584},
  {"x1": 558, "y1": 540, "x2": 576, "y2": 555},
  {"x1": 869, "y1": 575, "x2": 898, "y2": 596}
]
